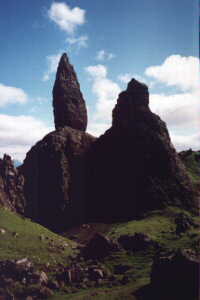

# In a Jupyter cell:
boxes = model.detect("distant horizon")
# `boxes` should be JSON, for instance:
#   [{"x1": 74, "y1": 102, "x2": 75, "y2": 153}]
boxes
[{"x1": 0, "y1": 0, "x2": 199, "y2": 161}]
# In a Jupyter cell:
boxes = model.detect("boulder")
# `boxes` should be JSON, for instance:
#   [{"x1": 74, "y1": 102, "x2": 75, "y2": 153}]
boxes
[
  {"x1": 88, "y1": 267, "x2": 104, "y2": 281},
  {"x1": 82, "y1": 233, "x2": 114, "y2": 259},
  {"x1": 150, "y1": 249, "x2": 200, "y2": 300},
  {"x1": 114, "y1": 264, "x2": 131, "y2": 274},
  {"x1": 118, "y1": 233, "x2": 158, "y2": 251},
  {"x1": 53, "y1": 53, "x2": 87, "y2": 131},
  {"x1": 85, "y1": 79, "x2": 196, "y2": 222}
]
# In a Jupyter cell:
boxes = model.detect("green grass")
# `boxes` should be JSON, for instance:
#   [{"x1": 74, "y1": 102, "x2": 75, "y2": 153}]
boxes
[
  {"x1": 182, "y1": 152, "x2": 200, "y2": 185},
  {"x1": 0, "y1": 206, "x2": 76, "y2": 265}
]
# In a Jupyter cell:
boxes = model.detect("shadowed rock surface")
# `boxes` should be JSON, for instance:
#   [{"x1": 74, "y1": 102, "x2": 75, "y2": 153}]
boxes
[
  {"x1": 0, "y1": 154, "x2": 25, "y2": 214},
  {"x1": 85, "y1": 79, "x2": 195, "y2": 222},
  {"x1": 21, "y1": 127, "x2": 95, "y2": 232},
  {"x1": 150, "y1": 249, "x2": 200, "y2": 300},
  {"x1": 53, "y1": 53, "x2": 87, "y2": 131}
]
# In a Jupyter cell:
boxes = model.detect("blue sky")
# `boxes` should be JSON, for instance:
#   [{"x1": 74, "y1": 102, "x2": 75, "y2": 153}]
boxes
[{"x1": 0, "y1": 0, "x2": 199, "y2": 160}]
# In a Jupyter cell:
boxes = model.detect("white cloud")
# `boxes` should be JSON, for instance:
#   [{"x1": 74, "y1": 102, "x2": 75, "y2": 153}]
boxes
[
  {"x1": 96, "y1": 50, "x2": 115, "y2": 61},
  {"x1": 118, "y1": 73, "x2": 133, "y2": 84},
  {"x1": 149, "y1": 90, "x2": 200, "y2": 128},
  {"x1": 0, "y1": 114, "x2": 52, "y2": 161},
  {"x1": 145, "y1": 55, "x2": 200, "y2": 151},
  {"x1": 85, "y1": 65, "x2": 121, "y2": 136},
  {"x1": 145, "y1": 55, "x2": 199, "y2": 92},
  {"x1": 48, "y1": 2, "x2": 86, "y2": 34},
  {"x1": 86, "y1": 65, "x2": 107, "y2": 79},
  {"x1": 149, "y1": 90, "x2": 200, "y2": 150},
  {"x1": 117, "y1": 73, "x2": 148, "y2": 85},
  {"x1": 171, "y1": 132, "x2": 200, "y2": 152},
  {"x1": 42, "y1": 52, "x2": 62, "y2": 81},
  {"x1": 0, "y1": 83, "x2": 27, "y2": 107},
  {"x1": 66, "y1": 35, "x2": 88, "y2": 49}
]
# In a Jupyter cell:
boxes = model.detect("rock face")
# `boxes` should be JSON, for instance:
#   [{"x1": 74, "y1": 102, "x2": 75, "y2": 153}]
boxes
[
  {"x1": 0, "y1": 154, "x2": 25, "y2": 214},
  {"x1": 21, "y1": 127, "x2": 95, "y2": 231},
  {"x1": 85, "y1": 79, "x2": 195, "y2": 222},
  {"x1": 53, "y1": 53, "x2": 87, "y2": 131}
]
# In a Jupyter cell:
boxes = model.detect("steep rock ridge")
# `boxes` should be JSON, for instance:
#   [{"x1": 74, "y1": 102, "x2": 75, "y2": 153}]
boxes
[
  {"x1": 22, "y1": 127, "x2": 95, "y2": 232},
  {"x1": 0, "y1": 154, "x2": 25, "y2": 214},
  {"x1": 53, "y1": 53, "x2": 87, "y2": 131},
  {"x1": 85, "y1": 79, "x2": 195, "y2": 222}
]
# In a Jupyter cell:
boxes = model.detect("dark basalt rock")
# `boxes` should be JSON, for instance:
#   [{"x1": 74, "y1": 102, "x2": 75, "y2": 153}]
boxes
[
  {"x1": 82, "y1": 233, "x2": 115, "y2": 259},
  {"x1": 0, "y1": 154, "x2": 25, "y2": 214},
  {"x1": 53, "y1": 53, "x2": 88, "y2": 131},
  {"x1": 118, "y1": 233, "x2": 158, "y2": 252},
  {"x1": 21, "y1": 127, "x2": 95, "y2": 232},
  {"x1": 85, "y1": 79, "x2": 195, "y2": 222},
  {"x1": 150, "y1": 249, "x2": 200, "y2": 300}
]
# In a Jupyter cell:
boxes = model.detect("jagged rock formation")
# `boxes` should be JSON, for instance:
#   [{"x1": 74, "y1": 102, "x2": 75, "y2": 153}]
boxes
[
  {"x1": 0, "y1": 154, "x2": 25, "y2": 214},
  {"x1": 20, "y1": 56, "x2": 196, "y2": 231},
  {"x1": 21, "y1": 127, "x2": 95, "y2": 232},
  {"x1": 53, "y1": 53, "x2": 87, "y2": 131},
  {"x1": 85, "y1": 79, "x2": 195, "y2": 222}
]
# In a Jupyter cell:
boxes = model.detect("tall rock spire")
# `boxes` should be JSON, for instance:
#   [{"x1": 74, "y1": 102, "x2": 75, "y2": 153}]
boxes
[
  {"x1": 53, "y1": 53, "x2": 87, "y2": 131},
  {"x1": 85, "y1": 78, "x2": 195, "y2": 222}
]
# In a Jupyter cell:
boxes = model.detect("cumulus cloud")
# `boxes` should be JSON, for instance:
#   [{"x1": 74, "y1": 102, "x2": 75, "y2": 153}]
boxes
[
  {"x1": 42, "y1": 52, "x2": 62, "y2": 81},
  {"x1": 146, "y1": 55, "x2": 200, "y2": 151},
  {"x1": 149, "y1": 90, "x2": 200, "y2": 151},
  {"x1": 0, "y1": 83, "x2": 27, "y2": 107},
  {"x1": 48, "y1": 2, "x2": 86, "y2": 34},
  {"x1": 96, "y1": 50, "x2": 115, "y2": 61},
  {"x1": 0, "y1": 114, "x2": 52, "y2": 161},
  {"x1": 66, "y1": 35, "x2": 88, "y2": 49},
  {"x1": 86, "y1": 65, "x2": 107, "y2": 79},
  {"x1": 171, "y1": 132, "x2": 200, "y2": 152},
  {"x1": 85, "y1": 64, "x2": 121, "y2": 136},
  {"x1": 149, "y1": 90, "x2": 200, "y2": 128},
  {"x1": 118, "y1": 73, "x2": 148, "y2": 85},
  {"x1": 145, "y1": 55, "x2": 199, "y2": 92}
]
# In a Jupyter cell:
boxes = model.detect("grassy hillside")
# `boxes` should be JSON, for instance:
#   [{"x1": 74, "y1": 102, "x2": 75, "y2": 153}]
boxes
[
  {"x1": 0, "y1": 206, "x2": 76, "y2": 265},
  {"x1": 0, "y1": 205, "x2": 199, "y2": 299}
]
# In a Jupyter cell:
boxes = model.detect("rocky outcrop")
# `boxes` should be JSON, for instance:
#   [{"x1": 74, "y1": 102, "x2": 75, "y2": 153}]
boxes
[
  {"x1": 85, "y1": 79, "x2": 195, "y2": 222},
  {"x1": 118, "y1": 233, "x2": 158, "y2": 252},
  {"x1": 21, "y1": 127, "x2": 95, "y2": 232},
  {"x1": 0, "y1": 154, "x2": 25, "y2": 213},
  {"x1": 53, "y1": 53, "x2": 87, "y2": 131},
  {"x1": 150, "y1": 249, "x2": 200, "y2": 300},
  {"x1": 82, "y1": 233, "x2": 118, "y2": 259}
]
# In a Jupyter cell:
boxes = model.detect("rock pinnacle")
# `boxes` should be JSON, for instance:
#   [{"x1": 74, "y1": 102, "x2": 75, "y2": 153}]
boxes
[{"x1": 53, "y1": 53, "x2": 87, "y2": 131}]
